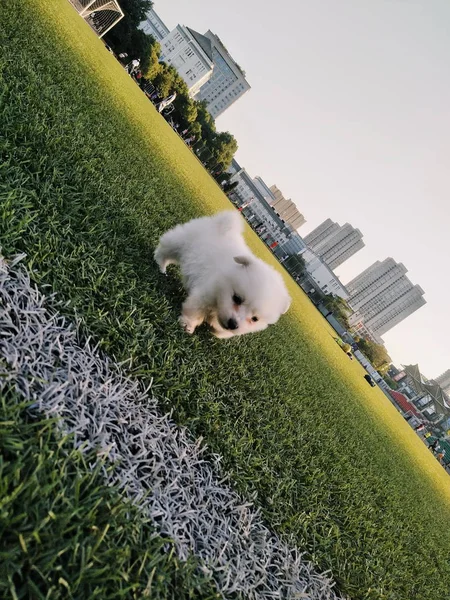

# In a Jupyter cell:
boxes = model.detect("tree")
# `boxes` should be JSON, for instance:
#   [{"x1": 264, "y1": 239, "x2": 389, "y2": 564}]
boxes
[
  {"x1": 117, "y1": 0, "x2": 153, "y2": 25},
  {"x1": 103, "y1": 1, "x2": 161, "y2": 77},
  {"x1": 382, "y1": 375, "x2": 399, "y2": 389},
  {"x1": 151, "y1": 63, "x2": 200, "y2": 129},
  {"x1": 129, "y1": 30, "x2": 160, "y2": 76},
  {"x1": 152, "y1": 62, "x2": 176, "y2": 97},
  {"x1": 283, "y1": 254, "x2": 306, "y2": 279},
  {"x1": 172, "y1": 92, "x2": 198, "y2": 126},
  {"x1": 211, "y1": 131, "x2": 238, "y2": 170},
  {"x1": 321, "y1": 294, "x2": 351, "y2": 329},
  {"x1": 144, "y1": 37, "x2": 162, "y2": 79},
  {"x1": 322, "y1": 294, "x2": 351, "y2": 314},
  {"x1": 104, "y1": 0, "x2": 153, "y2": 52},
  {"x1": 105, "y1": 4, "x2": 239, "y2": 172},
  {"x1": 355, "y1": 337, "x2": 391, "y2": 369},
  {"x1": 223, "y1": 180, "x2": 239, "y2": 193},
  {"x1": 218, "y1": 171, "x2": 233, "y2": 185},
  {"x1": 194, "y1": 100, "x2": 216, "y2": 144}
]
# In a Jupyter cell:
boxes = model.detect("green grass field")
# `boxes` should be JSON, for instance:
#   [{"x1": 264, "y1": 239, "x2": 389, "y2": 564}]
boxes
[
  {"x1": 0, "y1": 388, "x2": 220, "y2": 600},
  {"x1": 2, "y1": 1, "x2": 450, "y2": 598}
]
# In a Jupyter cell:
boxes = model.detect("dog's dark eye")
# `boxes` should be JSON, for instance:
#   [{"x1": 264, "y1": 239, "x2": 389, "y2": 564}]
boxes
[
  {"x1": 251, "y1": 316, "x2": 259, "y2": 322},
  {"x1": 232, "y1": 294, "x2": 243, "y2": 305}
]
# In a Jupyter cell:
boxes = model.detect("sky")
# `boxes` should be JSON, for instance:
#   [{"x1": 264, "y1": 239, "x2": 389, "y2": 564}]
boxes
[{"x1": 156, "y1": 0, "x2": 450, "y2": 377}]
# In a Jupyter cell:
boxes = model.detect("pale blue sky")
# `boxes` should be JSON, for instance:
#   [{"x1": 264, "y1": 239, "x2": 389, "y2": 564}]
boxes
[{"x1": 157, "y1": 0, "x2": 450, "y2": 377}]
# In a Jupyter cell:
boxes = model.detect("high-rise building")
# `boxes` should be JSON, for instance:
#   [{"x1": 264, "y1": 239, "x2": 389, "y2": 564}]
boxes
[
  {"x1": 159, "y1": 26, "x2": 214, "y2": 96},
  {"x1": 140, "y1": 7, "x2": 170, "y2": 41},
  {"x1": 435, "y1": 370, "x2": 450, "y2": 395},
  {"x1": 347, "y1": 258, "x2": 426, "y2": 337},
  {"x1": 303, "y1": 219, "x2": 341, "y2": 248},
  {"x1": 358, "y1": 284, "x2": 425, "y2": 337},
  {"x1": 345, "y1": 261, "x2": 382, "y2": 292},
  {"x1": 346, "y1": 259, "x2": 407, "y2": 305},
  {"x1": 307, "y1": 222, "x2": 364, "y2": 270},
  {"x1": 253, "y1": 176, "x2": 276, "y2": 203},
  {"x1": 304, "y1": 220, "x2": 364, "y2": 269},
  {"x1": 301, "y1": 248, "x2": 350, "y2": 299},
  {"x1": 268, "y1": 185, "x2": 306, "y2": 230},
  {"x1": 194, "y1": 31, "x2": 250, "y2": 118}
]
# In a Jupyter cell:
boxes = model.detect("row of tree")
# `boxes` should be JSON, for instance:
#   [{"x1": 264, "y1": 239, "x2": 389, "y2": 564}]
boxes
[
  {"x1": 282, "y1": 254, "x2": 306, "y2": 280},
  {"x1": 321, "y1": 294, "x2": 352, "y2": 329},
  {"x1": 354, "y1": 337, "x2": 392, "y2": 372},
  {"x1": 319, "y1": 293, "x2": 392, "y2": 372},
  {"x1": 104, "y1": 0, "x2": 158, "y2": 73},
  {"x1": 104, "y1": 0, "x2": 238, "y2": 173}
]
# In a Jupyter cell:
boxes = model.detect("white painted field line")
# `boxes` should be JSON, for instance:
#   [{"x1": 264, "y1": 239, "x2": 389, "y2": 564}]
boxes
[{"x1": 0, "y1": 254, "x2": 345, "y2": 600}]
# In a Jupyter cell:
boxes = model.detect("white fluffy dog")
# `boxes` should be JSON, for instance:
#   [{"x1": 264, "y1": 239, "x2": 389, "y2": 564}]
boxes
[{"x1": 154, "y1": 211, "x2": 291, "y2": 338}]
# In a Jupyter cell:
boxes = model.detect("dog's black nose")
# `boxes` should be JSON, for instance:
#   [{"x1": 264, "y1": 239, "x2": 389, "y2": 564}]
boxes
[{"x1": 227, "y1": 318, "x2": 238, "y2": 330}]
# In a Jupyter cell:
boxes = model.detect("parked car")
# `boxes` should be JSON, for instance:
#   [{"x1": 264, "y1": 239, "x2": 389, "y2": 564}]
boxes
[{"x1": 364, "y1": 374, "x2": 376, "y2": 387}]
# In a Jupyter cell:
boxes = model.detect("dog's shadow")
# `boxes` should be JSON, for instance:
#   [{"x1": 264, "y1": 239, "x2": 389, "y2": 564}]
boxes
[{"x1": 155, "y1": 265, "x2": 184, "y2": 308}]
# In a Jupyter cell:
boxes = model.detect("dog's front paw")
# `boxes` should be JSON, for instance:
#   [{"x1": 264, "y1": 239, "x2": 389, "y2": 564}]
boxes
[
  {"x1": 212, "y1": 329, "x2": 234, "y2": 339},
  {"x1": 156, "y1": 259, "x2": 167, "y2": 275},
  {"x1": 153, "y1": 248, "x2": 168, "y2": 275},
  {"x1": 178, "y1": 315, "x2": 195, "y2": 334}
]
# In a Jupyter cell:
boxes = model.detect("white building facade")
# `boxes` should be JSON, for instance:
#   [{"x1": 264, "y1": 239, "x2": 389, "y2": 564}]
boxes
[
  {"x1": 302, "y1": 248, "x2": 349, "y2": 299},
  {"x1": 253, "y1": 176, "x2": 276, "y2": 203},
  {"x1": 228, "y1": 161, "x2": 293, "y2": 246},
  {"x1": 139, "y1": 7, "x2": 170, "y2": 41},
  {"x1": 159, "y1": 26, "x2": 214, "y2": 96},
  {"x1": 194, "y1": 31, "x2": 250, "y2": 118}
]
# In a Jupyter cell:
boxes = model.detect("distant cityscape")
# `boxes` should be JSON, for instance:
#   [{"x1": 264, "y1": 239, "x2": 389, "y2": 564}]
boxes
[
  {"x1": 140, "y1": 6, "x2": 427, "y2": 343},
  {"x1": 140, "y1": 5, "x2": 449, "y2": 434}
]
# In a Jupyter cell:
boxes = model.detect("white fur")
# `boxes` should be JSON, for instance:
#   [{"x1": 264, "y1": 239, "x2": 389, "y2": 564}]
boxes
[{"x1": 154, "y1": 211, "x2": 291, "y2": 338}]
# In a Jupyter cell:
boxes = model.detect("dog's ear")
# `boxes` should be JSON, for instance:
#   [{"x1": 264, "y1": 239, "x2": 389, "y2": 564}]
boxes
[{"x1": 234, "y1": 255, "x2": 252, "y2": 267}]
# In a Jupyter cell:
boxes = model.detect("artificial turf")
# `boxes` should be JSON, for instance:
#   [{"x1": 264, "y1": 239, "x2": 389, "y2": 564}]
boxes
[
  {"x1": 0, "y1": 388, "x2": 221, "y2": 600},
  {"x1": 1, "y1": 1, "x2": 450, "y2": 598}
]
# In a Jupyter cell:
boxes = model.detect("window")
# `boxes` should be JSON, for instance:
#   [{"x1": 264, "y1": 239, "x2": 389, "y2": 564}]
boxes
[{"x1": 173, "y1": 55, "x2": 185, "y2": 68}]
